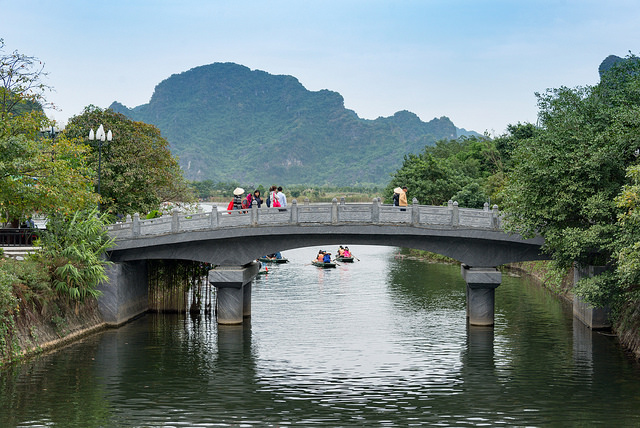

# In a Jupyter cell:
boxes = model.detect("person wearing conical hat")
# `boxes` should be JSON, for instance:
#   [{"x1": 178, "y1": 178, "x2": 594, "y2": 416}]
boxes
[
  {"x1": 393, "y1": 187, "x2": 402, "y2": 206},
  {"x1": 232, "y1": 187, "x2": 244, "y2": 211}
]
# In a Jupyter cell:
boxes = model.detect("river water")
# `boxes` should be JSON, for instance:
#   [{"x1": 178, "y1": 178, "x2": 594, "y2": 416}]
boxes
[{"x1": 2, "y1": 245, "x2": 640, "y2": 427}]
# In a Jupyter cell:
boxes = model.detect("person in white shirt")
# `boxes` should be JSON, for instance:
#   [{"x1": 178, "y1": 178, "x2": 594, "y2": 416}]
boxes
[{"x1": 276, "y1": 186, "x2": 287, "y2": 208}]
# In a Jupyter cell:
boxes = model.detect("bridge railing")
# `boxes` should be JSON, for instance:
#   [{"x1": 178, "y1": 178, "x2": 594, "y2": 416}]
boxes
[{"x1": 107, "y1": 198, "x2": 502, "y2": 239}]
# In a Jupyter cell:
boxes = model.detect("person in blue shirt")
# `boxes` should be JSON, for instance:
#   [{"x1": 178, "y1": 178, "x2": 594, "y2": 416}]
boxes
[{"x1": 323, "y1": 252, "x2": 332, "y2": 263}]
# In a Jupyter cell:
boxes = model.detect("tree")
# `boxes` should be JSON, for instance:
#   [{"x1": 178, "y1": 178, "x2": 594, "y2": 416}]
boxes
[
  {"x1": 0, "y1": 41, "x2": 97, "y2": 224},
  {"x1": 385, "y1": 136, "x2": 498, "y2": 207},
  {"x1": 615, "y1": 165, "x2": 640, "y2": 289},
  {"x1": 0, "y1": 38, "x2": 51, "y2": 122},
  {"x1": 64, "y1": 106, "x2": 195, "y2": 217},
  {"x1": 499, "y1": 54, "x2": 640, "y2": 312}
]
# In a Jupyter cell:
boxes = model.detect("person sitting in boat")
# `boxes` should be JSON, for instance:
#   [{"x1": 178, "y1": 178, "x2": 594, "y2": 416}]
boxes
[
  {"x1": 343, "y1": 247, "x2": 352, "y2": 257},
  {"x1": 338, "y1": 246, "x2": 345, "y2": 257},
  {"x1": 315, "y1": 250, "x2": 325, "y2": 263},
  {"x1": 323, "y1": 252, "x2": 332, "y2": 263},
  {"x1": 274, "y1": 252, "x2": 283, "y2": 259}
]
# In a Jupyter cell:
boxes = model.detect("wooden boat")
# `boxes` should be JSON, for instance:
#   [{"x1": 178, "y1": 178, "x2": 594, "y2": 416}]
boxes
[
  {"x1": 258, "y1": 257, "x2": 289, "y2": 264},
  {"x1": 312, "y1": 260, "x2": 336, "y2": 268},
  {"x1": 336, "y1": 256, "x2": 354, "y2": 263}
]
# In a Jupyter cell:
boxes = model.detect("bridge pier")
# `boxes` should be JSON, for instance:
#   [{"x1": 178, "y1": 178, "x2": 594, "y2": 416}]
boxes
[
  {"x1": 99, "y1": 261, "x2": 149, "y2": 326},
  {"x1": 209, "y1": 262, "x2": 259, "y2": 325},
  {"x1": 461, "y1": 265, "x2": 502, "y2": 326}
]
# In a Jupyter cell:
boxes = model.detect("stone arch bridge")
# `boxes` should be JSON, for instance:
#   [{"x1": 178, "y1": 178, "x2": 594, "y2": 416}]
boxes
[{"x1": 102, "y1": 199, "x2": 546, "y2": 327}]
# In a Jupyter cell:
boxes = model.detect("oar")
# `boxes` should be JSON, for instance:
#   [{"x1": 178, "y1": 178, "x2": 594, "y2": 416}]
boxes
[{"x1": 354, "y1": 256, "x2": 360, "y2": 261}]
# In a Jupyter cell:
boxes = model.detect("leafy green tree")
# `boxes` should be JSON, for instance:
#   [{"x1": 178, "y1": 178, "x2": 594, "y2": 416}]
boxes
[
  {"x1": 500, "y1": 54, "x2": 640, "y2": 311},
  {"x1": 64, "y1": 106, "x2": 195, "y2": 217},
  {"x1": 0, "y1": 40, "x2": 98, "y2": 224},
  {"x1": 501, "y1": 82, "x2": 639, "y2": 267},
  {"x1": 615, "y1": 165, "x2": 640, "y2": 289},
  {"x1": 385, "y1": 135, "x2": 499, "y2": 207}
]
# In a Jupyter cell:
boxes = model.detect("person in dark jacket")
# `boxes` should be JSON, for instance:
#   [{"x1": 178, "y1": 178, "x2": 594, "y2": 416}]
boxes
[{"x1": 252, "y1": 190, "x2": 263, "y2": 207}]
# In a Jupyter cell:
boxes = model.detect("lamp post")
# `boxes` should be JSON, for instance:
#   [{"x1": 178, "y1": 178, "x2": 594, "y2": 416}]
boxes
[
  {"x1": 40, "y1": 125, "x2": 61, "y2": 140},
  {"x1": 88, "y1": 124, "x2": 113, "y2": 211}
]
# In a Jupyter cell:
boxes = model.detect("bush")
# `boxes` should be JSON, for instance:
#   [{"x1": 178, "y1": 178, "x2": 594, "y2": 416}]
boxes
[{"x1": 36, "y1": 208, "x2": 115, "y2": 301}]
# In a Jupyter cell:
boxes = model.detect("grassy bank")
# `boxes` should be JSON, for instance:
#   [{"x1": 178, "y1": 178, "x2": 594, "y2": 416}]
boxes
[{"x1": 0, "y1": 257, "x2": 106, "y2": 367}]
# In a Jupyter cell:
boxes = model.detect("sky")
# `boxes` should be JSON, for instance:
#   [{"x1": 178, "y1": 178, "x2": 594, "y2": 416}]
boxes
[{"x1": 2, "y1": 0, "x2": 640, "y2": 135}]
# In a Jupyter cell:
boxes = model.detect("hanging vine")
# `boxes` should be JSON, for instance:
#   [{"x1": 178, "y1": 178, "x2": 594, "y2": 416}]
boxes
[{"x1": 148, "y1": 260, "x2": 213, "y2": 314}]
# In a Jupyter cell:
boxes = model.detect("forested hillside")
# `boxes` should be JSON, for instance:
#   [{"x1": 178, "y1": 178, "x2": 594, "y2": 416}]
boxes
[{"x1": 110, "y1": 63, "x2": 458, "y2": 186}]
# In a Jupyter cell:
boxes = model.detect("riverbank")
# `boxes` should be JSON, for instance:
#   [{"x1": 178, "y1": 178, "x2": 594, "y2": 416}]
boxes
[{"x1": 0, "y1": 298, "x2": 106, "y2": 367}]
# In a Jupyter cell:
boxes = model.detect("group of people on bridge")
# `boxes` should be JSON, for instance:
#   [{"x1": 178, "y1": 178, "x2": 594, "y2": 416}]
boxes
[{"x1": 228, "y1": 186, "x2": 287, "y2": 211}]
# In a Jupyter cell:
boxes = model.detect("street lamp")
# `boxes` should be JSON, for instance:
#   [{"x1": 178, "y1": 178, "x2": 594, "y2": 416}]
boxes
[
  {"x1": 40, "y1": 125, "x2": 61, "y2": 140},
  {"x1": 88, "y1": 124, "x2": 113, "y2": 211}
]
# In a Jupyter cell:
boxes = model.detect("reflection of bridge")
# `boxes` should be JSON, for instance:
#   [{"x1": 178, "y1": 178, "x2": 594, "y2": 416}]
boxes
[{"x1": 101, "y1": 199, "x2": 547, "y2": 327}]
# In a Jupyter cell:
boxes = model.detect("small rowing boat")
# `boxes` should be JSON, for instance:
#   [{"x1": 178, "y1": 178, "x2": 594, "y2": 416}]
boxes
[
  {"x1": 336, "y1": 256, "x2": 354, "y2": 263},
  {"x1": 258, "y1": 257, "x2": 289, "y2": 264},
  {"x1": 312, "y1": 261, "x2": 336, "y2": 268}
]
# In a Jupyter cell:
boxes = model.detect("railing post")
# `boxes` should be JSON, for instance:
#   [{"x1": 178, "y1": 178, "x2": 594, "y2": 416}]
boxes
[
  {"x1": 450, "y1": 200, "x2": 459, "y2": 226},
  {"x1": 331, "y1": 198, "x2": 338, "y2": 224},
  {"x1": 492, "y1": 205, "x2": 499, "y2": 229},
  {"x1": 304, "y1": 197, "x2": 310, "y2": 206},
  {"x1": 133, "y1": 213, "x2": 140, "y2": 236},
  {"x1": 340, "y1": 197, "x2": 345, "y2": 205},
  {"x1": 290, "y1": 199, "x2": 298, "y2": 224},
  {"x1": 172, "y1": 209, "x2": 179, "y2": 232},
  {"x1": 251, "y1": 199, "x2": 258, "y2": 226},
  {"x1": 411, "y1": 198, "x2": 419, "y2": 225},
  {"x1": 371, "y1": 198, "x2": 380, "y2": 222},
  {"x1": 210, "y1": 207, "x2": 219, "y2": 228}
]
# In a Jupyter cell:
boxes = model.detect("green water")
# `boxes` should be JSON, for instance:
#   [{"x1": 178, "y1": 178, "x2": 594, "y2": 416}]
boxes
[{"x1": 1, "y1": 245, "x2": 639, "y2": 426}]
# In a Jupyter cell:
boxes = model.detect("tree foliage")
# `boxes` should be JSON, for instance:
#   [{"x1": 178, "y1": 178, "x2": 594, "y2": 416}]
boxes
[
  {"x1": 64, "y1": 106, "x2": 195, "y2": 217},
  {"x1": 384, "y1": 135, "x2": 500, "y2": 207},
  {"x1": 499, "y1": 54, "x2": 640, "y2": 311},
  {"x1": 501, "y1": 57, "x2": 640, "y2": 269},
  {"x1": 0, "y1": 40, "x2": 97, "y2": 224}
]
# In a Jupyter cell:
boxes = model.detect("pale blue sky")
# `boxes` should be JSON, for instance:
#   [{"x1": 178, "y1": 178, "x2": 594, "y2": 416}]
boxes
[{"x1": 3, "y1": 0, "x2": 639, "y2": 135}]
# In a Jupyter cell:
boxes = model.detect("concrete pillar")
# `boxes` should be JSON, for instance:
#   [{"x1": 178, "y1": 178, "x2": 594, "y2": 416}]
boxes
[
  {"x1": 243, "y1": 282, "x2": 252, "y2": 318},
  {"x1": 461, "y1": 264, "x2": 501, "y2": 326},
  {"x1": 573, "y1": 265, "x2": 610, "y2": 329},
  {"x1": 209, "y1": 262, "x2": 259, "y2": 325},
  {"x1": 99, "y1": 260, "x2": 149, "y2": 326}
]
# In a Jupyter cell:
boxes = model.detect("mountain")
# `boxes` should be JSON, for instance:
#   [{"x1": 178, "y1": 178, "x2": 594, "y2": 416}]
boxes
[
  {"x1": 599, "y1": 55, "x2": 625, "y2": 77},
  {"x1": 110, "y1": 63, "x2": 460, "y2": 186}
]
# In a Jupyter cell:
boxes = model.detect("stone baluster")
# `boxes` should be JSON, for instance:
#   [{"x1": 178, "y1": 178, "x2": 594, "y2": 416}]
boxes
[
  {"x1": 304, "y1": 197, "x2": 310, "y2": 206},
  {"x1": 449, "y1": 200, "x2": 459, "y2": 226},
  {"x1": 133, "y1": 213, "x2": 140, "y2": 236},
  {"x1": 251, "y1": 199, "x2": 258, "y2": 226},
  {"x1": 171, "y1": 209, "x2": 179, "y2": 232},
  {"x1": 290, "y1": 199, "x2": 298, "y2": 224},
  {"x1": 331, "y1": 198, "x2": 338, "y2": 224},
  {"x1": 411, "y1": 198, "x2": 420, "y2": 225},
  {"x1": 210, "y1": 207, "x2": 219, "y2": 228},
  {"x1": 340, "y1": 197, "x2": 345, "y2": 205},
  {"x1": 372, "y1": 198, "x2": 380, "y2": 222},
  {"x1": 492, "y1": 205, "x2": 499, "y2": 229}
]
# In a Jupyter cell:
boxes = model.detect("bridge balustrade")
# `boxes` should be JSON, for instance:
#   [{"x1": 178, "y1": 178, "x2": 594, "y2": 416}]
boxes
[{"x1": 107, "y1": 198, "x2": 502, "y2": 239}]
